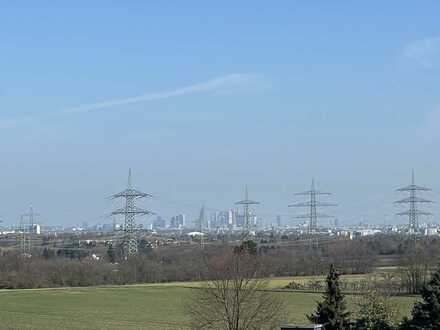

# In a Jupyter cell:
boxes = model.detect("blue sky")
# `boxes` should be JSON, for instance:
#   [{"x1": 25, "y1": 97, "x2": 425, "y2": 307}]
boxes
[{"x1": 1, "y1": 1, "x2": 440, "y2": 226}]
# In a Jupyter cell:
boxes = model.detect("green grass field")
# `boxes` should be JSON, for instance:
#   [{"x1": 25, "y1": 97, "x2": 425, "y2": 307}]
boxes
[{"x1": 0, "y1": 281, "x2": 418, "y2": 329}]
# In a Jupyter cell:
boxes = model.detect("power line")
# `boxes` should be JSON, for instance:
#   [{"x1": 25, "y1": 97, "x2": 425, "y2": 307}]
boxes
[
  {"x1": 289, "y1": 179, "x2": 337, "y2": 234},
  {"x1": 395, "y1": 170, "x2": 433, "y2": 233},
  {"x1": 235, "y1": 185, "x2": 260, "y2": 239},
  {"x1": 111, "y1": 169, "x2": 154, "y2": 257},
  {"x1": 17, "y1": 205, "x2": 40, "y2": 255}
]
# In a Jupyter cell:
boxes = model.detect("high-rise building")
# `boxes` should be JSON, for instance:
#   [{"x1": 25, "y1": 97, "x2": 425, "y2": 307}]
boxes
[
  {"x1": 152, "y1": 216, "x2": 166, "y2": 230},
  {"x1": 170, "y1": 214, "x2": 186, "y2": 229},
  {"x1": 276, "y1": 215, "x2": 282, "y2": 228},
  {"x1": 228, "y1": 209, "x2": 235, "y2": 227},
  {"x1": 208, "y1": 212, "x2": 217, "y2": 231}
]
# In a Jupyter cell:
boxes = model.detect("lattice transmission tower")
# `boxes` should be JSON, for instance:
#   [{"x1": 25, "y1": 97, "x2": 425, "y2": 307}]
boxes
[
  {"x1": 289, "y1": 179, "x2": 337, "y2": 234},
  {"x1": 235, "y1": 185, "x2": 259, "y2": 238},
  {"x1": 18, "y1": 206, "x2": 40, "y2": 255},
  {"x1": 395, "y1": 171, "x2": 433, "y2": 234},
  {"x1": 18, "y1": 215, "x2": 30, "y2": 255},
  {"x1": 111, "y1": 169, "x2": 153, "y2": 257}
]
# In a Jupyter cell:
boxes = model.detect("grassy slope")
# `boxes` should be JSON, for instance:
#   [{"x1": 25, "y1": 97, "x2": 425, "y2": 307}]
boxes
[
  {"x1": 0, "y1": 282, "x2": 417, "y2": 330},
  {"x1": 0, "y1": 286, "x2": 189, "y2": 329}
]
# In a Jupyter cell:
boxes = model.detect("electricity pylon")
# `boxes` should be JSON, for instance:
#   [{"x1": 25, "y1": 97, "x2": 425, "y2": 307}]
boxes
[
  {"x1": 18, "y1": 216, "x2": 30, "y2": 255},
  {"x1": 235, "y1": 185, "x2": 259, "y2": 238},
  {"x1": 289, "y1": 179, "x2": 337, "y2": 234},
  {"x1": 111, "y1": 169, "x2": 153, "y2": 257},
  {"x1": 395, "y1": 171, "x2": 433, "y2": 234},
  {"x1": 19, "y1": 206, "x2": 40, "y2": 254}
]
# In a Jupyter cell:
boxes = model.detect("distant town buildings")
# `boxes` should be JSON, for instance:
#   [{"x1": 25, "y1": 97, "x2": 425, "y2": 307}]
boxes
[
  {"x1": 152, "y1": 216, "x2": 166, "y2": 230},
  {"x1": 170, "y1": 214, "x2": 186, "y2": 229}
]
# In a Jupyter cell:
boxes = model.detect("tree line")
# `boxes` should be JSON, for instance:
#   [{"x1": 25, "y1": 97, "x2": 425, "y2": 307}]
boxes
[
  {"x1": 0, "y1": 234, "x2": 439, "y2": 291},
  {"x1": 188, "y1": 241, "x2": 440, "y2": 330}
]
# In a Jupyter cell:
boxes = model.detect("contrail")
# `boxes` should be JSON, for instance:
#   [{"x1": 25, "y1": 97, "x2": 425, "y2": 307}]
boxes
[
  {"x1": 0, "y1": 73, "x2": 266, "y2": 127},
  {"x1": 63, "y1": 73, "x2": 265, "y2": 114}
]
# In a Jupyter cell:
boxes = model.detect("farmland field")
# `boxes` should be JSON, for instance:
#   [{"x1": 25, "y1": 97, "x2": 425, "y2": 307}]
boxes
[{"x1": 0, "y1": 281, "x2": 417, "y2": 330}]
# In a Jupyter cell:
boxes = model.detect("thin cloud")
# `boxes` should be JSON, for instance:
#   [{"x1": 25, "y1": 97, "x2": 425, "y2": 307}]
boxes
[
  {"x1": 0, "y1": 73, "x2": 268, "y2": 127},
  {"x1": 402, "y1": 37, "x2": 440, "y2": 69},
  {"x1": 62, "y1": 73, "x2": 268, "y2": 114}
]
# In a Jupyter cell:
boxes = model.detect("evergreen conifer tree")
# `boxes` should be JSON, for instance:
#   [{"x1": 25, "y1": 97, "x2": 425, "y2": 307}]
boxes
[
  {"x1": 400, "y1": 267, "x2": 440, "y2": 329},
  {"x1": 308, "y1": 264, "x2": 350, "y2": 330}
]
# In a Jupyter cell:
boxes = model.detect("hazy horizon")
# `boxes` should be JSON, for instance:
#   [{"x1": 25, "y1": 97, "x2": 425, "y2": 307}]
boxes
[{"x1": 1, "y1": 2, "x2": 440, "y2": 226}]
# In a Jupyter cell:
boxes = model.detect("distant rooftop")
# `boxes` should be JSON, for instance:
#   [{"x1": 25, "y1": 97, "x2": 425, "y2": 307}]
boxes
[{"x1": 280, "y1": 325, "x2": 323, "y2": 330}]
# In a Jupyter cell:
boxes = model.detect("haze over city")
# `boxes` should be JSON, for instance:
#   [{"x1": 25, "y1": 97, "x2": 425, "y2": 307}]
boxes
[
  {"x1": 4, "y1": 3, "x2": 440, "y2": 330},
  {"x1": 1, "y1": 1, "x2": 440, "y2": 226}
]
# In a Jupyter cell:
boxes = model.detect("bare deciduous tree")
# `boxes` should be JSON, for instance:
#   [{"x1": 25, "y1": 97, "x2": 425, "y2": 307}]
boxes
[
  {"x1": 187, "y1": 247, "x2": 286, "y2": 330},
  {"x1": 399, "y1": 240, "x2": 432, "y2": 294}
]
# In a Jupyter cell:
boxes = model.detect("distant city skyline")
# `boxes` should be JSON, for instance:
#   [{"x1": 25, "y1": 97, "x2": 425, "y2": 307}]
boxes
[{"x1": 1, "y1": 2, "x2": 440, "y2": 226}]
